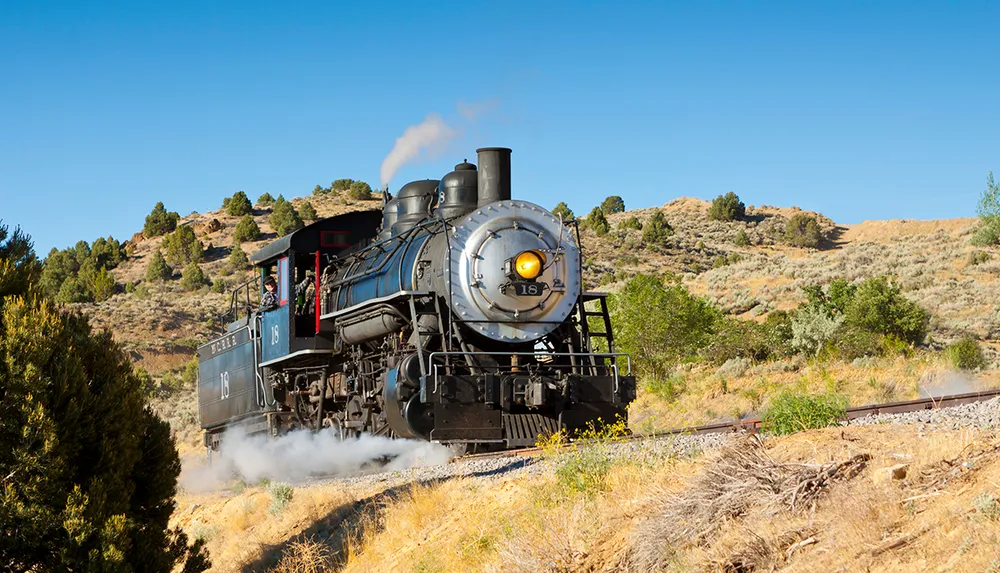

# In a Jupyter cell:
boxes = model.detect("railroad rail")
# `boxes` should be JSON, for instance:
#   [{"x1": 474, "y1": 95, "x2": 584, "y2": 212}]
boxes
[{"x1": 454, "y1": 389, "x2": 1000, "y2": 462}]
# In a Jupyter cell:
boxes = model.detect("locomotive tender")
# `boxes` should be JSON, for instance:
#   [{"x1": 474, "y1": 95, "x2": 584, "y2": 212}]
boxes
[{"x1": 197, "y1": 147, "x2": 636, "y2": 452}]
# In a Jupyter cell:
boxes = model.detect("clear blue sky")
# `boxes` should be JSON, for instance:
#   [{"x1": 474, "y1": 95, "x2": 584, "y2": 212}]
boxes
[{"x1": 3, "y1": 1, "x2": 999, "y2": 255}]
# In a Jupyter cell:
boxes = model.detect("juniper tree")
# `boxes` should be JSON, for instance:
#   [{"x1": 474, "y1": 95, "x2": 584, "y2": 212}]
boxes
[
  {"x1": 269, "y1": 196, "x2": 303, "y2": 237},
  {"x1": 143, "y1": 202, "x2": 180, "y2": 237},
  {"x1": 233, "y1": 215, "x2": 261, "y2": 243},
  {"x1": 226, "y1": 191, "x2": 253, "y2": 217},
  {"x1": 146, "y1": 249, "x2": 173, "y2": 282},
  {"x1": 161, "y1": 225, "x2": 203, "y2": 265},
  {"x1": 0, "y1": 224, "x2": 209, "y2": 572}
]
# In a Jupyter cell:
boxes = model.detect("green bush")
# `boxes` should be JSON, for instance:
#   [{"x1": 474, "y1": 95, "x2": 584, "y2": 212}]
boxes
[
  {"x1": 269, "y1": 196, "x2": 304, "y2": 237},
  {"x1": 552, "y1": 202, "x2": 574, "y2": 221},
  {"x1": 233, "y1": 214, "x2": 261, "y2": 243},
  {"x1": 89, "y1": 266, "x2": 117, "y2": 301},
  {"x1": 226, "y1": 191, "x2": 253, "y2": 217},
  {"x1": 946, "y1": 337, "x2": 986, "y2": 370},
  {"x1": 211, "y1": 278, "x2": 229, "y2": 294},
  {"x1": 600, "y1": 195, "x2": 625, "y2": 214},
  {"x1": 586, "y1": 207, "x2": 610, "y2": 235},
  {"x1": 791, "y1": 305, "x2": 843, "y2": 356},
  {"x1": 971, "y1": 171, "x2": 1000, "y2": 246},
  {"x1": 162, "y1": 225, "x2": 204, "y2": 265},
  {"x1": 180, "y1": 262, "x2": 208, "y2": 291},
  {"x1": 267, "y1": 482, "x2": 294, "y2": 515},
  {"x1": 555, "y1": 447, "x2": 613, "y2": 495},
  {"x1": 734, "y1": 229, "x2": 751, "y2": 246},
  {"x1": 608, "y1": 274, "x2": 721, "y2": 379},
  {"x1": 0, "y1": 226, "x2": 209, "y2": 571},
  {"x1": 619, "y1": 215, "x2": 642, "y2": 231},
  {"x1": 843, "y1": 277, "x2": 928, "y2": 345},
  {"x1": 641, "y1": 211, "x2": 673, "y2": 246},
  {"x1": 312, "y1": 184, "x2": 326, "y2": 196},
  {"x1": 331, "y1": 178, "x2": 354, "y2": 193},
  {"x1": 299, "y1": 201, "x2": 317, "y2": 222},
  {"x1": 146, "y1": 249, "x2": 173, "y2": 282},
  {"x1": 143, "y1": 201, "x2": 180, "y2": 237},
  {"x1": 785, "y1": 213, "x2": 822, "y2": 248},
  {"x1": 228, "y1": 246, "x2": 250, "y2": 273},
  {"x1": 181, "y1": 357, "x2": 200, "y2": 387},
  {"x1": 348, "y1": 181, "x2": 373, "y2": 200},
  {"x1": 708, "y1": 192, "x2": 745, "y2": 221},
  {"x1": 40, "y1": 237, "x2": 126, "y2": 302},
  {"x1": 762, "y1": 391, "x2": 849, "y2": 435},
  {"x1": 256, "y1": 192, "x2": 275, "y2": 206}
]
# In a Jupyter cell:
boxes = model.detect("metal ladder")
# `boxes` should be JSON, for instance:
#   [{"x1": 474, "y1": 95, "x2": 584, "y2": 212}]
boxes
[{"x1": 577, "y1": 292, "x2": 615, "y2": 375}]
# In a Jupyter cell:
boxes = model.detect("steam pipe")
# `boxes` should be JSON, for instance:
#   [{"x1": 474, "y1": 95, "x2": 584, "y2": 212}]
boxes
[{"x1": 476, "y1": 147, "x2": 512, "y2": 207}]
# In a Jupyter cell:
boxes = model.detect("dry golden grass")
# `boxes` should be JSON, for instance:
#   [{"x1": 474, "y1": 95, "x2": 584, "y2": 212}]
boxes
[{"x1": 628, "y1": 353, "x2": 1000, "y2": 434}]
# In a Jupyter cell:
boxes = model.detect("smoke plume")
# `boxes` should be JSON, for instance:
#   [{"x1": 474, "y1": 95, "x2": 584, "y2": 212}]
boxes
[
  {"x1": 179, "y1": 426, "x2": 454, "y2": 492},
  {"x1": 380, "y1": 113, "x2": 458, "y2": 189}
]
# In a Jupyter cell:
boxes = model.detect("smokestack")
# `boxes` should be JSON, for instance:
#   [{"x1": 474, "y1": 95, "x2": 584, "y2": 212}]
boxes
[{"x1": 476, "y1": 147, "x2": 512, "y2": 207}]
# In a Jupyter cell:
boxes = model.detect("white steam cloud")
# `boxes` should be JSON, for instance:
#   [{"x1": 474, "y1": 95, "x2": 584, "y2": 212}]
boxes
[
  {"x1": 379, "y1": 100, "x2": 498, "y2": 189},
  {"x1": 380, "y1": 113, "x2": 458, "y2": 189},
  {"x1": 180, "y1": 426, "x2": 454, "y2": 492}
]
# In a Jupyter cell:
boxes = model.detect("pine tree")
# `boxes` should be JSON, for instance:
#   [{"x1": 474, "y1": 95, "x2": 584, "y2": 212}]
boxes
[
  {"x1": 146, "y1": 250, "x2": 173, "y2": 282},
  {"x1": 552, "y1": 202, "x2": 574, "y2": 222},
  {"x1": 586, "y1": 207, "x2": 610, "y2": 236},
  {"x1": 228, "y1": 246, "x2": 250, "y2": 273},
  {"x1": 642, "y1": 211, "x2": 673, "y2": 246},
  {"x1": 180, "y1": 262, "x2": 208, "y2": 291},
  {"x1": 269, "y1": 196, "x2": 303, "y2": 237},
  {"x1": 256, "y1": 192, "x2": 275, "y2": 206},
  {"x1": 299, "y1": 201, "x2": 317, "y2": 222},
  {"x1": 161, "y1": 226, "x2": 203, "y2": 266},
  {"x1": 143, "y1": 202, "x2": 180, "y2": 237},
  {"x1": 233, "y1": 215, "x2": 261, "y2": 243},
  {"x1": 226, "y1": 191, "x2": 252, "y2": 217},
  {"x1": 600, "y1": 195, "x2": 625, "y2": 214}
]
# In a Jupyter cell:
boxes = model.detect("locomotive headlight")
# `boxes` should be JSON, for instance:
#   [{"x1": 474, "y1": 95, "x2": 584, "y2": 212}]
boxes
[{"x1": 513, "y1": 250, "x2": 545, "y2": 280}]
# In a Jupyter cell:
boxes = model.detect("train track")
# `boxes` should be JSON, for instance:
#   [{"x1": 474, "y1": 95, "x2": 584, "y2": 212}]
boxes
[{"x1": 454, "y1": 389, "x2": 1000, "y2": 462}]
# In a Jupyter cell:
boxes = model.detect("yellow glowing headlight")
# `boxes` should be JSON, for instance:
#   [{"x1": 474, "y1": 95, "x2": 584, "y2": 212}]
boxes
[{"x1": 514, "y1": 250, "x2": 545, "y2": 280}]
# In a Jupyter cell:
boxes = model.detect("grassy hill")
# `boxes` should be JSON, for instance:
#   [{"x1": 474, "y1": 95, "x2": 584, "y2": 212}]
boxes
[{"x1": 51, "y1": 190, "x2": 1000, "y2": 455}]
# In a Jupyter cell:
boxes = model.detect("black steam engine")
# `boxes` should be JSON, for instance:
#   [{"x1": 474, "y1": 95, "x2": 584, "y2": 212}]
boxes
[{"x1": 197, "y1": 147, "x2": 636, "y2": 452}]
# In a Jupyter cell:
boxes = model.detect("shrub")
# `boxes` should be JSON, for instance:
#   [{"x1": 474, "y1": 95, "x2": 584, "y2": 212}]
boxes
[
  {"x1": 256, "y1": 192, "x2": 275, "y2": 206},
  {"x1": 228, "y1": 246, "x2": 250, "y2": 273},
  {"x1": 226, "y1": 191, "x2": 253, "y2": 217},
  {"x1": 708, "y1": 192, "x2": 745, "y2": 221},
  {"x1": 57, "y1": 276, "x2": 90, "y2": 303},
  {"x1": 348, "y1": 181, "x2": 373, "y2": 200},
  {"x1": 89, "y1": 266, "x2": 116, "y2": 301},
  {"x1": 734, "y1": 229, "x2": 751, "y2": 246},
  {"x1": 968, "y1": 250, "x2": 991, "y2": 266},
  {"x1": 269, "y1": 196, "x2": 304, "y2": 237},
  {"x1": 586, "y1": 207, "x2": 610, "y2": 235},
  {"x1": 0, "y1": 227, "x2": 209, "y2": 572},
  {"x1": 762, "y1": 391, "x2": 849, "y2": 435},
  {"x1": 785, "y1": 213, "x2": 822, "y2": 248},
  {"x1": 267, "y1": 482, "x2": 294, "y2": 515},
  {"x1": 233, "y1": 214, "x2": 261, "y2": 243},
  {"x1": 299, "y1": 200, "x2": 317, "y2": 222},
  {"x1": 143, "y1": 201, "x2": 180, "y2": 237},
  {"x1": 843, "y1": 277, "x2": 929, "y2": 345},
  {"x1": 162, "y1": 225, "x2": 204, "y2": 265},
  {"x1": 331, "y1": 178, "x2": 354, "y2": 193},
  {"x1": 642, "y1": 374, "x2": 688, "y2": 402},
  {"x1": 946, "y1": 337, "x2": 986, "y2": 370},
  {"x1": 552, "y1": 202, "x2": 574, "y2": 221},
  {"x1": 146, "y1": 249, "x2": 173, "y2": 282},
  {"x1": 555, "y1": 446, "x2": 613, "y2": 494},
  {"x1": 619, "y1": 215, "x2": 642, "y2": 231},
  {"x1": 972, "y1": 171, "x2": 1000, "y2": 246},
  {"x1": 211, "y1": 278, "x2": 229, "y2": 294},
  {"x1": 180, "y1": 262, "x2": 208, "y2": 291},
  {"x1": 791, "y1": 305, "x2": 843, "y2": 356},
  {"x1": 641, "y1": 211, "x2": 673, "y2": 246},
  {"x1": 608, "y1": 274, "x2": 720, "y2": 379},
  {"x1": 181, "y1": 357, "x2": 200, "y2": 387},
  {"x1": 600, "y1": 195, "x2": 625, "y2": 214},
  {"x1": 313, "y1": 184, "x2": 326, "y2": 196}
]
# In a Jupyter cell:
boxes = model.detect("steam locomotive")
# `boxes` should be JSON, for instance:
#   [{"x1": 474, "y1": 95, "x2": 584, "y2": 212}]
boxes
[{"x1": 196, "y1": 147, "x2": 636, "y2": 452}]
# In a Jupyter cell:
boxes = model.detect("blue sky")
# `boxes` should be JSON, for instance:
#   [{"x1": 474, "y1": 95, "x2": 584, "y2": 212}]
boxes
[{"x1": 2, "y1": 1, "x2": 999, "y2": 255}]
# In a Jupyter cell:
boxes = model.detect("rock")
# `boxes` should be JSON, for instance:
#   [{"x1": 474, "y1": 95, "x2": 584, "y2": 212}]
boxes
[{"x1": 873, "y1": 463, "x2": 909, "y2": 484}]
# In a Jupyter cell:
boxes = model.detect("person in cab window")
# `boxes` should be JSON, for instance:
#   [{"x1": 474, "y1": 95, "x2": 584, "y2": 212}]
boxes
[
  {"x1": 260, "y1": 276, "x2": 279, "y2": 312},
  {"x1": 295, "y1": 270, "x2": 314, "y2": 315}
]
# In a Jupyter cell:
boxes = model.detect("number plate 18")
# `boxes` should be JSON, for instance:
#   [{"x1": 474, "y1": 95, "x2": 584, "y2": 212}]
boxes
[{"x1": 512, "y1": 282, "x2": 546, "y2": 296}]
